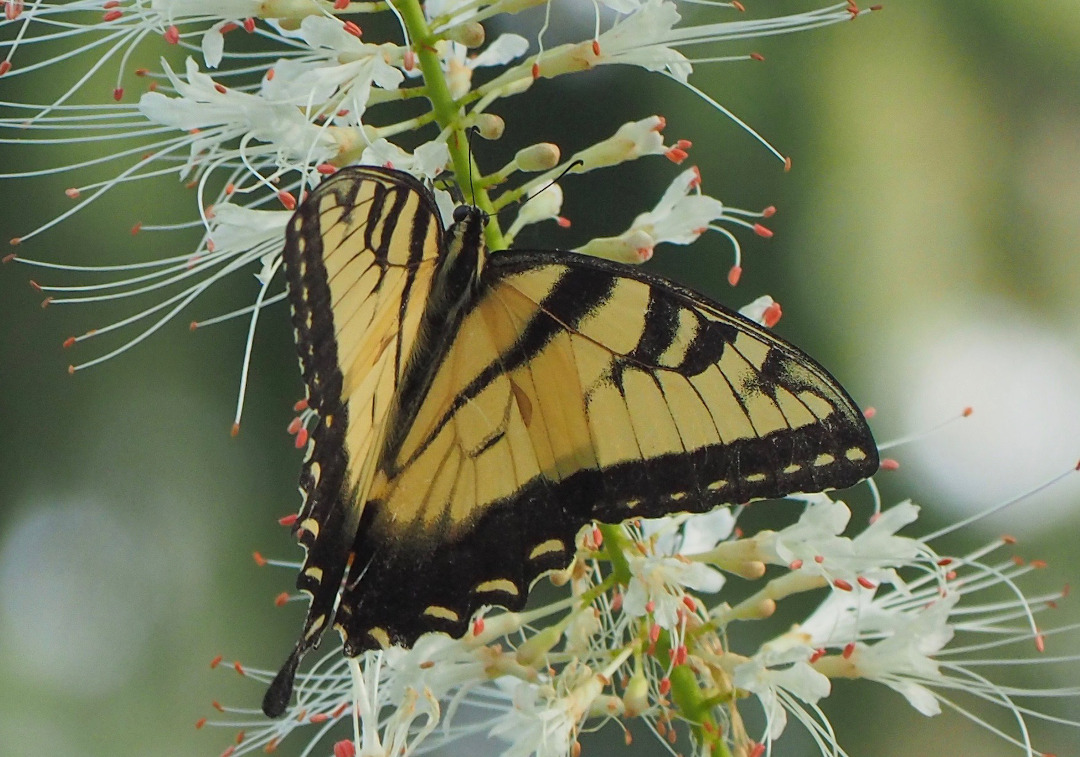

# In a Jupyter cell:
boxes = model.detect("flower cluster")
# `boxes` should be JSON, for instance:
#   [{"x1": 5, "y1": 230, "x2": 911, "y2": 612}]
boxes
[
  {"x1": 210, "y1": 484, "x2": 1077, "y2": 757},
  {"x1": 3, "y1": 2, "x2": 1077, "y2": 757}
]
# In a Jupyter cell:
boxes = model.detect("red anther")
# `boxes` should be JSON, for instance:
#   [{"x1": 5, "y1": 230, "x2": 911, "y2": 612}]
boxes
[
  {"x1": 294, "y1": 427, "x2": 309, "y2": 449},
  {"x1": 221, "y1": 747, "x2": 235, "y2": 757},
  {"x1": 945, "y1": 570, "x2": 957, "y2": 580},
  {"x1": 163, "y1": 25, "x2": 180, "y2": 44},
  {"x1": 725, "y1": 265, "x2": 742, "y2": 286},
  {"x1": 843, "y1": 641, "x2": 856, "y2": 658},
  {"x1": 274, "y1": 592, "x2": 289, "y2": 607},
  {"x1": 105, "y1": 3, "x2": 119, "y2": 11},
  {"x1": 220, "y1": 22, "x2": 237, "y2": 34},
  {"x1": 732, "y1": 0, "x2": 745, "y2": 10},
  {"x1": 206, "y1": 240, "x2": 216, "y2": 253},
  {"x1": 789, "y1": 559, "x2": 803, "y2": 570},
  {"x1": 62, "y1": 336, "x2": 76, "y2": 349},
  {"x1": 112, "y1": 87, "x2": 124, "y2": 101},
  {"x1": 649, "y1": 623, "x2": 661, "y2": 643},
  {"x1": 556, "y1": 216, "x2": 571, "y2": 228},
  {"x1": 658, "y1": 677, "x2": 671, "y2": 695},
  {"x1": 243, "y1": 17, "x2": 256, "y2": 33},
  {"x1": 814, "y1": 555, "x2": 825, "y2": 563},
  {"x1": 664, "y1": 146, "x2": 688, "y2": 164},
  {"x1": 67, "y1": 365, "x2": 76, "y2": 375},
  {"x1": 209, "y1": 654, "x2": 223, "y2": 669},
  {"x1": 214, "y1": 83, "x2": 227, "y2": 94},
  {"x1": 103, "y1": 9, "x2": 122, "y2": 22},
  {"x1": 316, "y1": 163, "x2": 337, "y2": 175},
  {"x1": 333, "y1": 740, "x2": 356, "y2": 757},
  {"x1": 310, "y1": 712, "x2": 329, "y2": 724},
  {"x1": 682, "y1": 595, "x2": 696, "y2": 611},
  {"x1": 404, "y1": 50, "x2": 416, "y2": 71},
  {"x1": 1031, "y1": 559, "x2": 1047, "y2": 569},
  {"x1": 763, "y1": 302, "x2": 782, "y2": 327},
  {"x1": 472, "y1": 617, "x2": 485, "y2": 636},
  {"x1": 65, "y1": 187, "x2": 81, "y2": 199},
  {"x1": 1011, "y1": 556, "x2": 1025, "y2": 567},
  {"x1": 962, "y1": 406, "x2": 973, "y2": 417},
  {"x1": 833, "y1": 578, "x2": 853, "y2": 591},
  {"x1": 591, "y1": 39, "x2": 601, "y2": 56},
  {"x1": 9, "y1": 237, "x2": 20, "y2": 246},
  {"x1": 857, "y1": 576, "x2": 876, "y2": 589},
  {"x1": 753, "y1": 223, "x2": 773, "y2": 238},
  {"x1": 264, "y1": 68, "x2": 275, "y2": 83},
  {"x1": 863, "y1": 406, "x2": 876, "y2": 419},
  {"x1": 1, "y1": 253, "x2": 15, "y2": 262},
  {"x1": 0, "y1": 61, "x2": 11, "y2": 76},
  {"x1": 644, "y1": 599, "x2": 656, "y2": 614},
  {"x1": 336, "y1": 109, "x2": 350, "y2": 118},
  {"x1": 334, "y1": 0, "x2": 350, "y2": 8},
  {"x1": 212, "y1": 700, "x2": 225, "y2": 713},
  {"x1": 1035, "y1": 633, "x2": 1046, "y2": 653},
  {"x1": 675, "y1": 645, "x2": 687, "y2": 665},
  {"x1": 636, "y1": 246, "x2": 653, "y2": 262},
  {"x1": 610, "y1": 592, "x2": 623, "y2": 612},
  {"x1": 937, "y1": 557, "x2": 953, "y2": 566},
  {"x1": 1064, "y1": 584, "x2": 1071, "y2": 597},
  {"x1": 880, "y1": 458, "x2": 900, "y2": 471},
  {"x1": 130, "y1": 222, "x2": 142, "y2": 235},
  {"x1": 687, "y1": 165, "x2": 702, "y2": 188},
  {"x1": 294, "y1": 398, "x2": 309, "y2": 411},
  {"x1": 278, "y1": 190, "x2": 297, "y2": 210},
  {"x1": 253, "y1": 551, "x2": 267, "y2": 567},
  {"x1": 28, "y1": 279, "x2": 41, "y2": 291},
  {"x1": 760, "y1": 205, "x2": 776, "y2": 218},
  {"x1": 40, "y1": 296, "x2": 53, "y2": 308},
  {"x1": 531, "y1": 62, "x2": 540, "y2": 79},
  {"x1": 342, "y1": 20, "x2": 362, "y2": 38},
  {"x1": 278, "y1": 513, "x2": 298, "y2": 527},
  {"x1": 332, "y1": 701, "x2": 349, "y2": 718},
  {"x1": 225, "y1": 183, "x2": 236, "y2": 195},
  {"x1": 783, "y1": 155, "x2": 793, "y2": 172},
  {"x1": 749, "y1": 52, "x2": 764, "y2": 62},
  {"x1": 809, "y1": 647, "x2": 825, "y2": 662},
  {"x1": 592, "y1": 526, "x2": 603, "y2": 547},
  {"x1": 195, "y1": 717, "x2": 207, "y2": 729},
  {"x1": 287, "y1": 417, "x2": 303, "y2": 435},
  {"x1": 235, "y1": 731, "x2": 246, "y2": 744},
  {"x1": 233, "y1": 661, "x2": 245, "y2": 676},
  {"x1": 231, "y1": 422, "x2": 241, "y2": 438},
  {"x1": 148, "y1": 81, "x2": 158, "y2": 91}
]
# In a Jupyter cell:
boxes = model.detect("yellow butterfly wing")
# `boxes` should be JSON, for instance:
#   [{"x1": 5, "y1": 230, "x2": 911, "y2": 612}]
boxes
[
  {"x1": 332, "y1": 248, "x2": 878, "y2": 655},
  {"x1": 268, "y1": 166, "x2": 443, "y2": 712}
]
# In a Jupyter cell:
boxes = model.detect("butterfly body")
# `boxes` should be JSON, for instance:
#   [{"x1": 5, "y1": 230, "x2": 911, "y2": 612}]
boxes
[{"x1": 263, "y1": 166, "x2": 877, "y2": 717}]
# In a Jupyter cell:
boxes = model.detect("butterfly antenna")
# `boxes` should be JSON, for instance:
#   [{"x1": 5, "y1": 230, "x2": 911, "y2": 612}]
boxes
[
  {"x1": 466, "y1": 126, "x2": 479, "y2": 207},
  {"x1": 522, "y1": 159, "x2": 584, "y2": 206}
]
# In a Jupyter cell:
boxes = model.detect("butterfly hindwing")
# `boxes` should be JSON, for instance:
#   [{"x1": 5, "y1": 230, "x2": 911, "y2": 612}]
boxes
[{"x1": 330, "y1": 249, "x2": 878, "y2": 654}]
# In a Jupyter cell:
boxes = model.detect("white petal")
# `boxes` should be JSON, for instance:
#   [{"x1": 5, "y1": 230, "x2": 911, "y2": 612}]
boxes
[{"x1": 471, "y1": 34, "x2": 530, "y2": 68}]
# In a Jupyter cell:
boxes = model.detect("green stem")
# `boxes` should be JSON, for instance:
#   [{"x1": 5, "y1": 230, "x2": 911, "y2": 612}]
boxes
[{"x1": 391, "y1": 0, "x2": 507, "y2": 251}]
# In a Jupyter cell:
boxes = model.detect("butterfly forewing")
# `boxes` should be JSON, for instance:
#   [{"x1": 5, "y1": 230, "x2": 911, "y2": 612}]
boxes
[
  {"x1": 266, "y1": 167, "x2": 444, "y2": 715},
  {"x1": 266, "y1": 167, "x2": 878, "y2": 716}
]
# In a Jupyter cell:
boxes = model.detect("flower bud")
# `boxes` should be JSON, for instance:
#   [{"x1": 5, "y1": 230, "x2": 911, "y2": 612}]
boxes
[
  {"x1": 515, "y1": 142, "x2": 560, "y2": 172},
  {"x1": 473, "y1": 113, "x2": 505, "y2": 140},
  {"x1": 446, "y1": 21, "x2": 485, "y2": 48}
]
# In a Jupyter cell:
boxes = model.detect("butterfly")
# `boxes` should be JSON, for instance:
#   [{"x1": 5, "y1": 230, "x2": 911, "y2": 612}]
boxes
[{"x1": 262, "y1": 165, "x2": 878, "y2": 717}]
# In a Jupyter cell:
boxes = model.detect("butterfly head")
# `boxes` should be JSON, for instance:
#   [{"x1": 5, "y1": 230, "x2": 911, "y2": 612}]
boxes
[{"x1": 446, "y1": 203, "x2": 489, "y2": 275}]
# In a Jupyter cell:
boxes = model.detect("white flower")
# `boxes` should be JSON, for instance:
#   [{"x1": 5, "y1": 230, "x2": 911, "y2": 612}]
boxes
[
  {"x1": 623, "y1": 553, "x2": 724, "y2": 628},
  {"x1": 733, "y1": 639, "x2": 831, "y2": 740}
]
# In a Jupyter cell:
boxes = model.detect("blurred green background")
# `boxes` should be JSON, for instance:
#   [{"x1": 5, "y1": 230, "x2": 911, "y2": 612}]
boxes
[{"x1": 1, "y1": 2, "x2": 1078, "y2": 756}]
